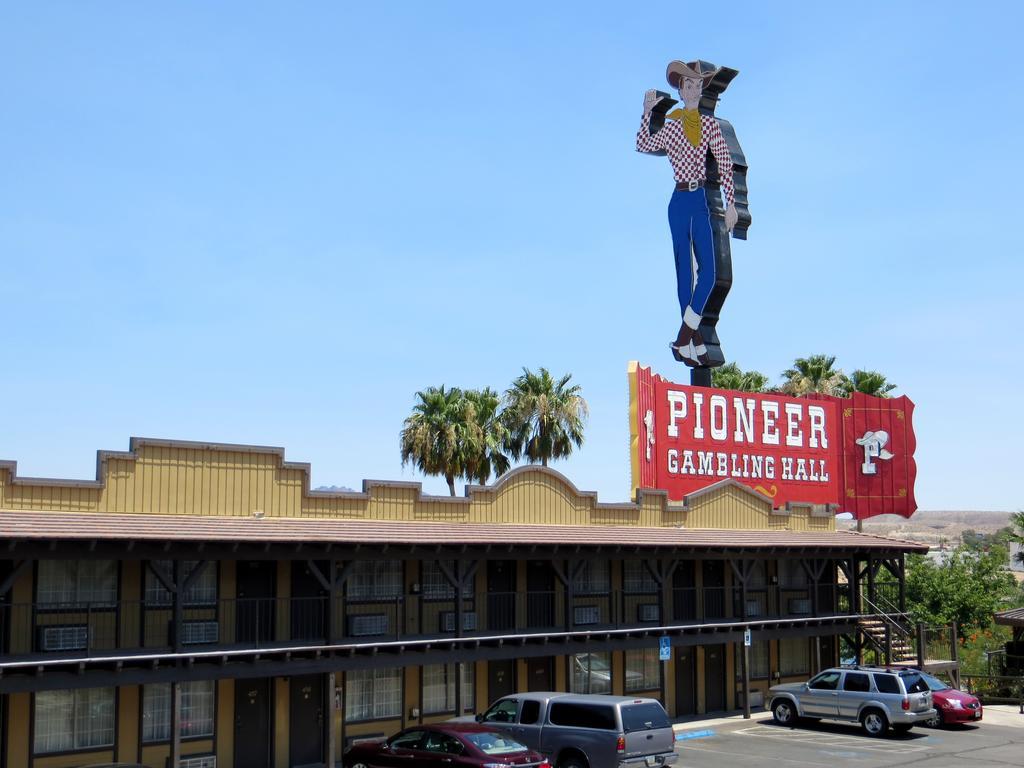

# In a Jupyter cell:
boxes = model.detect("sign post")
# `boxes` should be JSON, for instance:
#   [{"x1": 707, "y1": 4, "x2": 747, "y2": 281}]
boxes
[
  {"x1": 659, "y1": 636, "x2": 671, "y2": 662},
  {"x1": 742, "y1": 628, "x2": 751, "y2": 720}
]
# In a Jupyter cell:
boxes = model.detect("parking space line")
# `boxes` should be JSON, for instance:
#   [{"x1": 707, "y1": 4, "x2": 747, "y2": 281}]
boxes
[
  {"x1": 678, "y1": 743, "x2": 833, "y2": 767},
  {"x1": 732, "y1": 725, "x2": 929, "y2": 753}
]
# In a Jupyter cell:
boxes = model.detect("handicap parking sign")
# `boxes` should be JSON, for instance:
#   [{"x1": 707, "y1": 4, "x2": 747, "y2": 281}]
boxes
[{"x1": 659, "y1": 636, "x2": 671, "y2": 661}]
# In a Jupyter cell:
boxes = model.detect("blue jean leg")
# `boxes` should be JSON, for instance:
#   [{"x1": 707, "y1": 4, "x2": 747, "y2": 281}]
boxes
[{"x1": 667, "y1": 189, "x2": 718, "y2": 319}]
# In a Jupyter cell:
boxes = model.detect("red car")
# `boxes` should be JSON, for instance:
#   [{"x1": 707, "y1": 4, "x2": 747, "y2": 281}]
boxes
[
  {"x1": 344, "y1": 723, "x2": 550, "y2": 768},
  {"x1": 919, "y1": 672, "x2": 983, "y2": 726}
]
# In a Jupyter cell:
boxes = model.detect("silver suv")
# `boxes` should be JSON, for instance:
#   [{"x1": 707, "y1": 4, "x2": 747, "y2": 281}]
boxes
[
  {"x1": 477, "y1": 692, "x2": 677, "y2": 768},
  {"x1": 768, "y1": 666, "x2": 935, "y2": 737}
]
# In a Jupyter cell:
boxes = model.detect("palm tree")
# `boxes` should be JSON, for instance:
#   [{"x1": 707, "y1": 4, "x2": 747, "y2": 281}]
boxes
[
  {"x1": 711, "y1": 362, "x2": 769, "y2": 393},
  {"x1": 462, "y1": 387, "x2": 511, "y2": 485},
  {"x1": 502, "y1": 368, "x2": 589, "y2": 467},
  {"x1": 399, "y1": 385, "x2": 475, "y2": 496},
  {"x1": 781, "y1": 354, "x2": 847, "y2": 396},
  {"x1": 837, "y1": 369, "x2": 898, "y2": 398}
]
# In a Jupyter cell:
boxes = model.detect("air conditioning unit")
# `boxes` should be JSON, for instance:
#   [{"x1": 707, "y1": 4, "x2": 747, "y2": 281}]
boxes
[
  {"x1": 573, "y1": 606, "x2": 601, "y2": 626},
  {"x1": 38, "y1": 625, "x2": 89, "y2": 652},
  {"x1": 440, "y1": 611, "x2": 478, "y2": 632},
  {"x1": 167, "y1": 755, "x2": 216, "y2": 768},
  {"x1": 788, "y1": 599, "x2": 811, "y2": 615},
  {"x1": 347, "y1": 614, "x2": 389, "y2": 637},
  {"x1": 182, "y1": 620, "x2": 219, "y2": 645}
]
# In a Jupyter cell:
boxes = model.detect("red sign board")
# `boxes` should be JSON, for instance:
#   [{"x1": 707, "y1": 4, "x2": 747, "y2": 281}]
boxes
[{"x1": 629, "y1": 364, "x2": 917, "y2": 519}]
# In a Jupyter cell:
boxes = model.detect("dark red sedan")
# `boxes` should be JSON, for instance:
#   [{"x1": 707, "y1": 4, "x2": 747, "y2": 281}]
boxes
[
  {"x1": 919, "y1": 672, "x2": 983, "y2": 726},
  {"x1": 344, "y1": 723, "x2": 550, "y2": 768}
]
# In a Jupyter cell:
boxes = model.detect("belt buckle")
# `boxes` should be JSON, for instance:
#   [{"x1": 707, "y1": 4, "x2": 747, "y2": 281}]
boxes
[{"x1": 688, "y1": 180, "x2": 699, "y2": 192}]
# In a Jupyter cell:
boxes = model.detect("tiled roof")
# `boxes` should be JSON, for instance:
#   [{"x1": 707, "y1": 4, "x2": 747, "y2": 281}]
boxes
[
  {"x1": 994, "y1": 607, "x2": 1024, "y2": 627},
  {"x1": 0, "y1": 510, "x2": 928, "y2": 552}
]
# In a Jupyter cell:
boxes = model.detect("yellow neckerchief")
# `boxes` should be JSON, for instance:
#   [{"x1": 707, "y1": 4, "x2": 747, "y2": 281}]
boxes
[{"x1": 667, "y1": 108, "x2": 701, "y2": 147}]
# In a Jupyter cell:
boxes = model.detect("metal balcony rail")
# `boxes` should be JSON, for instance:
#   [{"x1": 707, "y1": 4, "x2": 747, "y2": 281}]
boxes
[{"x1": 0, "y1": 584, "x2": 858, "y2": 659}]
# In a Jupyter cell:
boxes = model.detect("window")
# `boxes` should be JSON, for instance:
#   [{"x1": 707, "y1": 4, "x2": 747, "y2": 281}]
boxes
[
  {"x1": 778, "y1": 560, "x2": 808, "y2": 588},
  {"x1": 421, "y1": 561, "x2": 472, "y2": 600},
  {"x1": 779, "y1": 637, "x2": 810, "y2": 676},
  {"x1": 808, "y1": 671, "x2": 840, "y2": 691},
  {"x1": 36, "y1": 561, "x2": 116, "y2": 605},
  {"x1": 874, "y1": 674, "x2": 900, "y2": 694},
  {"x1": 33, "y1": 688, "x2": 115, "y2": 754},
  {"x1": 843, "y1": 672, "x2": 871, "y2": 692},
  {"x1": 621, "y1": 702, "x2": 671, "y2": 732},
  {"x1": 422, "y1": 663, "x2": 475, "y2": 714},
  {"x1": 573, "y1": 561, "x2": 609, "y2": 595},
  {"x1": 549, "y1": 702, "x2": 616, "y2": 729},
  {"x1": 389, "y1": 730, "x2": 425, "y2": 750},
  {"x1": 570, "y1": 652, "x2": 612, "y2": 694},
  {"x1": 422, "y1": 732, "x2": 465, "y2": 754},
  {"x1": 623, "y1": 560, "x2": 658, "y2": 594},
  {"x1": 482, "y1": 698, "x2": 518, "y2": 723},
  {"x1": 145, "y1": 561, "x2": 218, "y2": 606},
  {"x1": 901, "y1": 673, "x2": 929, "y2": 694},
  {"x1": 737, "y1": 641, "x2": 769, "y2": 680},
  {"x1": 142, "y1": 680, "x2": 215, "y2": 742},
  {"x1": 519, "y1": 700, "x2": 540, "y2": 724},
  {"x1": 346, "y1": 667, "x2": 401, "y2": 721},
  {"x1": 625, "y1": 648, "x2": 660, "y2": 691},
  {"x1": 347, "y1": 561, "x2": 402, "y2": 601}
]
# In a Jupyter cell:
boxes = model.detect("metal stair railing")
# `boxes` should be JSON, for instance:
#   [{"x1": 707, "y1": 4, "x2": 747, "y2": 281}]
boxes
[{"x1": 859, "y1": 593, "x2": 916, "y2": 664}]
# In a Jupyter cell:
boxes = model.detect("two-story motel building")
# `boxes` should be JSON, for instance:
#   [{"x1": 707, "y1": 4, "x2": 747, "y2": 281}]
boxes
[{"x1": 0, "y1": 437, "x2": 924, "y2": 768}]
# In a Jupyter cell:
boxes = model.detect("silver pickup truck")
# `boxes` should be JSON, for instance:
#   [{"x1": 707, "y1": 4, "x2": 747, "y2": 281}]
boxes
[{"x1": 476, "y1": 693, "x2": 677, "y2": 768}]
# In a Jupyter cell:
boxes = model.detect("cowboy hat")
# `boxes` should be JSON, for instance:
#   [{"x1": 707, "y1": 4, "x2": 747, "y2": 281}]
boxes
[{"x1": 666, "y1": 60, "x2": 720, "y2": 89}]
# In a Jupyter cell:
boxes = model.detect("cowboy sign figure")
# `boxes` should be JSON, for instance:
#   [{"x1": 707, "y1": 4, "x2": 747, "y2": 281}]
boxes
[{"x1": 636, "y1": 59, "x2": 749, "y2": 370}]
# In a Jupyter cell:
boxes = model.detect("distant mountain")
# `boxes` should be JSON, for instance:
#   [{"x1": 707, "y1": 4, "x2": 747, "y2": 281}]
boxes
[
  {"x1": 838, "y1": 510, "x2": 1013, "y2": 547},
  {"x1": 314, "y1": 484, "x2": 357, "y2": 493}
]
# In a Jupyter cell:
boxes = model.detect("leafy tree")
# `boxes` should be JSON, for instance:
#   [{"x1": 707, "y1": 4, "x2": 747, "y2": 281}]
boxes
[
  {"x1": 462, "y1": 387, "x2": 511, "y2": 485},
  {"x1": 711, "y1": 362, "x2": 768, "y2": 392},
  {"x1": 400, "y1": 385, "x2": 475, "y2": 496},
  {"x1": 502, "y1": 367, "x2": 588, "y2": 467},
  {"x1": 837, "y1": 369, "x2": 898, "y2": 398},
  {"x1": 906, "y1": 546, "x2": 1018, "y2": 634},
  {"x1": 781, "y1": 354, "x2": 847, "y2": 396}
]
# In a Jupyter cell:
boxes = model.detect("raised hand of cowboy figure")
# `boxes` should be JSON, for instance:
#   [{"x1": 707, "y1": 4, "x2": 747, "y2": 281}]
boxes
[{"x1": 636, "y1": 60, "x2": 749, "y2": 370}]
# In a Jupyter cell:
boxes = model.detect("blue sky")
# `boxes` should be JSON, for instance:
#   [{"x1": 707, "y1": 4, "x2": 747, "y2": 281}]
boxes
[{"x1": 1, "y1": 2, "x2": 1020, "y2": 511}]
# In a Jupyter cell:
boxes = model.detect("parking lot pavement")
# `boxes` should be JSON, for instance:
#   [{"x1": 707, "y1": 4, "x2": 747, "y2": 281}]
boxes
[{"x1": 674, "y1": 717, "x2": 1024, "y2": 767}]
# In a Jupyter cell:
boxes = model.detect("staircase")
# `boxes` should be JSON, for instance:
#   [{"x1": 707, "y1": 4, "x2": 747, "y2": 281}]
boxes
[
  {"x1": 857, "y1": 616, "x2": 917, "y2": 665},
  {"x1": 857, "y1": 592, "x2": 918, "y2": 666}
]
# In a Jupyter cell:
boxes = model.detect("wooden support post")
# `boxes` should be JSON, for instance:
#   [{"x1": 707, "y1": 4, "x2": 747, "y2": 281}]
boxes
[
  {"x1": 951, "y1": 622, "x2": 960, "y2": 688},
  {"x1": 454, "y1": 559, "x2": 463, "y2": 717},
  {"x1": 324, "y1": 671, "x2": 337, "y2": 768},
  {"x1": 0, "y1": 560, "x2": 29, "y2": 598},
  {"x1": 866, "y1": 554, "x2": 875, "y2": 611},
  {"x1": 328, "y1": 559, "x2": 337, "y2": 643},
  {"x1": 916, "y1": 622, "x2": 926, "y2": 670},
  {"x1": 170, "y1": 680, "x2": 182, "y2": 768},
  {"x1": 172, "y1": 560, "x2": 183, "y2": 653},
  {"x1": 814, "y1": 636, "x2": 822, "y2": 673},
  {"x1": 884, "y1": 623, "x2": 892, "y2": 666},
  {"x1": 898, "y1": 557, "x2": 907, "y2": 614},
  {"x1": 850, "y1": 557, "x2": 861, "y2": 615}
]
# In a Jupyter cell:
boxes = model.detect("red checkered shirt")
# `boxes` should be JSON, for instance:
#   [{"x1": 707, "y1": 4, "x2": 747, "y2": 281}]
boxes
[{"x1": 636, "y1": 110, "x2": 735, "y2": 207}]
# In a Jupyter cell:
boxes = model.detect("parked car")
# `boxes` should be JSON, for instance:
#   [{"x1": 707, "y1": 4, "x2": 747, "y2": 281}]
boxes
[
  {"x1": 343, "y1": 723, "x2": 548, "y2": 768},
  {"x1": 917, "y1": 671, "x2": 983, "y2": 726},
  {"x1": 476, "y1": 692, "x2": 677, "y2": 768},
  {"x1": 768, "y1": 666, "x2": 935, "y2": 737}
]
